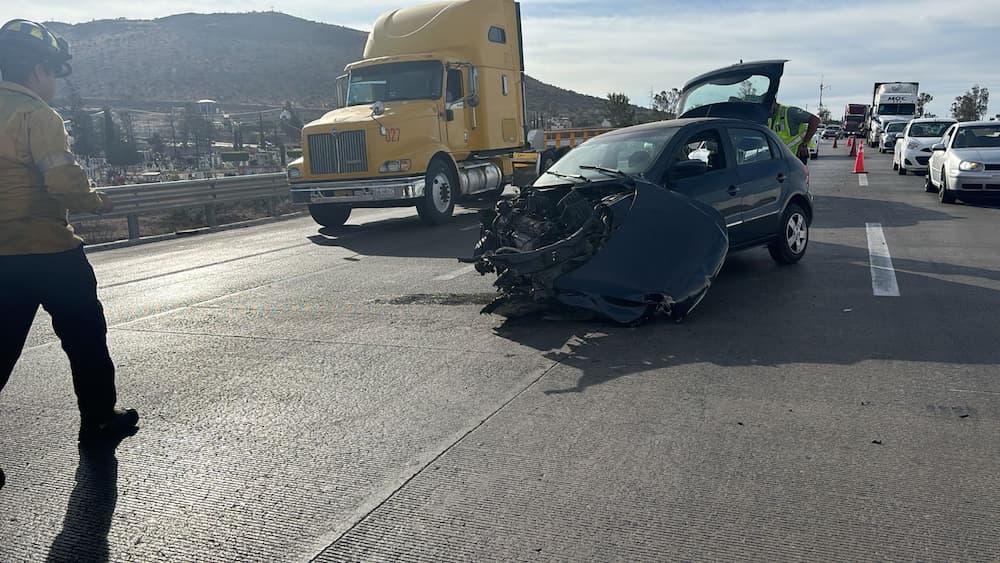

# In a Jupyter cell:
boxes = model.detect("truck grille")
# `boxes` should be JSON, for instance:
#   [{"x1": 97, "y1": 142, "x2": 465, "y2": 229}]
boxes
[{"x1": 308, "y1": 131, "x2": 368, "y2": 174}]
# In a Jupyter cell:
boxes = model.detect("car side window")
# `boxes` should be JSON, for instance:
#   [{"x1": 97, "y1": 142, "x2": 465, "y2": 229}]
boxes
[
  {"x1": 672, "y1": 129, "x2": 727, "y2": 171},
  {"x1": 728, "y1": 128, "x2": 774, "y2": 165}
]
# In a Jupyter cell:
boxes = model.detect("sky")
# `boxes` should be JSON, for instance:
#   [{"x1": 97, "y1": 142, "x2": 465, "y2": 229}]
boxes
[{"x1": 16, "y1": 0, "x2": 1000, "y2": 119}]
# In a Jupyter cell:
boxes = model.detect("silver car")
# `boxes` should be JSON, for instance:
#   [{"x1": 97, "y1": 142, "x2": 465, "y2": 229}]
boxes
[
  {"x1": 892, "y1": 118, "x2": 956, "y2": 175},
  {"x1": 926, "y1": 121, "x2": 1000, "y2": 203}
]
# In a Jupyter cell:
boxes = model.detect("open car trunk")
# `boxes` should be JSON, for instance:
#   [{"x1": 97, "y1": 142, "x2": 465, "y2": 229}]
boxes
[
  {"x1": 471, "y1": 180, "x2": 729, "y2": 325},
  {"x1": 677, "y1": 59, "x2": 786, "y2": 124}
]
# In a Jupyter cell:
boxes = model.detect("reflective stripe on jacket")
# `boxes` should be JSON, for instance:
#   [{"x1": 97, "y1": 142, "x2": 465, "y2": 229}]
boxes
[
  {"x1": 0, "y1": 81, "x2": 102, "y2": 255},
  {"x1": 768, "y1": 104, "x2": 810, "y2": 153}
]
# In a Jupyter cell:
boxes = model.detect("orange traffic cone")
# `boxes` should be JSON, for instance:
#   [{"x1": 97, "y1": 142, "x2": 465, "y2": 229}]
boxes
[
  {"x1": 846, "y1": 136, "x2": 853, "y2": 148},
  {"x1": 849, "y1": 137, "x2": 857, "y2": 157},
  {"x1": 853, "y1": 145, "x2": 866, "y2": 174},
  {"x1": 832, "y1": 136, "x2": 838, "y2": 149}
]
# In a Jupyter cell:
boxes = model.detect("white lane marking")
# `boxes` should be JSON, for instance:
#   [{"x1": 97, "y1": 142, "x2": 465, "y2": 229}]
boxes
[
  {"x1": 460, "y1": 225, "x2": 480, "y2": 231},
  {"x1": 865, "y1": 223, "x2": 900, "y2": 297},
  {"x1": 858, "y1": 174, "x2": 869, "y2": 187},
  {"x1": 434, "y1": 264, "x2": 476, "y2": 281}
]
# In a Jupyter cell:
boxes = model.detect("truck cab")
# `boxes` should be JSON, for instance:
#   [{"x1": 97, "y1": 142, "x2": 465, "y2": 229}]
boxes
[{"x1": 287, "y1": 0, "x2": 526, "y2": 227}]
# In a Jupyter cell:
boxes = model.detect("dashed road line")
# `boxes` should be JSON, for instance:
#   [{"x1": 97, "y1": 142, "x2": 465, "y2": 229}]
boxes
[
  {"x1": 865, "y1": 222, "x2": 900, "y2": 297},
  {"x1": 434, "y1": 264, "x2": 476, "y2": 281},
  {"x1": 858, "y1": 174, "x2": 869, "y2": 187}
]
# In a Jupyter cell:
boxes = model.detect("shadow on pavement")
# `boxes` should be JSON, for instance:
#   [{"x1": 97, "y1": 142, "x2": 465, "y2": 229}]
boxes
[
  {"x1": 46, "y1": 445, "x2": 120, "y2": 563},
  {"x1": 492, "y1": 240, "x2": 1000, "y2": 395},
  {"x1": 813, "y1": 194, "x2": 960, "y2": 229},
  {"x1": 307, "y1": 207, "x2": 486, "y2": 260}
]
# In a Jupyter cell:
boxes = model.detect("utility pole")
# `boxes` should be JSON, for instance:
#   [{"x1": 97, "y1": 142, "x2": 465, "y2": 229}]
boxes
[{"x1": 819, "y1": 75, "x2": 831, "y2": 110}]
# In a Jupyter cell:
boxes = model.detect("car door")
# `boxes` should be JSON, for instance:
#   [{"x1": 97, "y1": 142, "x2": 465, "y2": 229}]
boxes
[
  {"x1": 930, "y1": 124, "x2": 956, "y2": 185},
  {"x1": 726, "y1": 125, "x2": 786, "y2": 243},
  {"x1": 661, "y1": 126, "x2": 742, "y2": 236}
]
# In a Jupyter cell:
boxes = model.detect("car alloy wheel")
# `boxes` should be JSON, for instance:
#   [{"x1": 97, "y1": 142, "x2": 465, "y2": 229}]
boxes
[{"x1": 768, "y1": 202, "x2": 809, "y2": 265}]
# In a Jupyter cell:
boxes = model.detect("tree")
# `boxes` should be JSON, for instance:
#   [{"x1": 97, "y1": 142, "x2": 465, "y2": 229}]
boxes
[
  {"x1": 738, "y1": 80, "x2": 759, "y2": 101},
  {"x1": 149, "y1": 132, "x2": 166, "y2": 156},
  {"x1": 604, "y1": 92, "x2": 635, "y2": 127},
  {"x1": 916, "y1": 93, "x2": 933, "y2": 117},
  {"x1": 652, "y1": 88, "x2": 681, "y2": 117},
  {"x1": 817, "y1": 107, "x2": 832, "y2": 123},
  {"x1": 951, "y1": 85, "x2": 990, "y2": 121}
]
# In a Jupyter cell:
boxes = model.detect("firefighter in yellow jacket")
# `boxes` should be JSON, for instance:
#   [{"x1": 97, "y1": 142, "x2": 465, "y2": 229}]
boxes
[{"x1": 0, "y1": 19, "x2": 138, "y2": 470}]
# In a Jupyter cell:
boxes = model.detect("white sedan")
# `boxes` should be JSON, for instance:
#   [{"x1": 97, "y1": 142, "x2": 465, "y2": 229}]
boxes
[
  {"x1": 926, "y1": 121, "x2": 1000, "y2": 203},
  {"x1": 892, "y1": 118, "x2": 956, "y2": 175}
]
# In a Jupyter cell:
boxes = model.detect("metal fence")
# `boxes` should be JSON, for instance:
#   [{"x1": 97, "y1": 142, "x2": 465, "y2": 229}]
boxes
[{"x1": 70, "y1": 173, "x2": 289, "y2": 240}]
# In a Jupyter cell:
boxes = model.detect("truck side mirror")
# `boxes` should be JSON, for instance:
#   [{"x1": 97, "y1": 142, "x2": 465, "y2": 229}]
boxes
[{"x1": 468, "y1": 95, "x2": 480, "y2": 108}]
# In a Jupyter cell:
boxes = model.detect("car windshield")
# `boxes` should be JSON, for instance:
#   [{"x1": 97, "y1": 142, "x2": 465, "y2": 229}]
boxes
[
  {"x1": 908, "y1": 122, "x2": 954, "y2": 138},
  {"x1": 885, "y1": 122, "x2": 906, "y2": 133},
  {"x1": 677, "y1": 74, "x2": 772, "y2": 115},
  {"x1": 952, "y1": 125, "x2": 1000, "y2": 149},
  {"x1": 540, "y1": 126, "x2": 681, "y2": 183},
  {"x1": 346, "y1": 61, "x2": 443, "y2": 106},
  {"x1": 877, "y1": 103, "x2": 916, "y2": 116}
]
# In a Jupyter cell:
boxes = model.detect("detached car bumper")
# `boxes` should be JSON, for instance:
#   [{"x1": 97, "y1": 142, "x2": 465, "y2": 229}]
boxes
[{"x1": 289, "y1": 175, "x2": 426, "y2": 205}]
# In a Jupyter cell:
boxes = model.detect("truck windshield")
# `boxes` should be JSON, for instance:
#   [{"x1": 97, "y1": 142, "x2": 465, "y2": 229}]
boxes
[
  {"x1": 346, "y1": 61, "x2": 443, "y2": 106},
  {"x1": 877, "y1": 103, "x2": 916, "y2": 116}
]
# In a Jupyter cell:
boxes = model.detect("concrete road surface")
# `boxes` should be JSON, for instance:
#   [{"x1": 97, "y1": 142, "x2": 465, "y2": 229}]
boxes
[{"x1": 2, "y1": 141, "x2": 999, "y2": 561}]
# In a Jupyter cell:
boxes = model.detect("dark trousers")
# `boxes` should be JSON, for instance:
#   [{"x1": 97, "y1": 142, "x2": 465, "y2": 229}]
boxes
[{"x1": 1, "y1": 245, "x2": 117, "y2": 422}]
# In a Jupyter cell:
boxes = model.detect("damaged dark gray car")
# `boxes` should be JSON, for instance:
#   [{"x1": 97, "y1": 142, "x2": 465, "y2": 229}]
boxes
[{"x1": 472, "y1": 60, "x2": 814, "y2": 324}]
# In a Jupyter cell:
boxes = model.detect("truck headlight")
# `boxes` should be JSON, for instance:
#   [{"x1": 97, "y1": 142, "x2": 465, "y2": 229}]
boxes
[
  {"x1": 907, "y1": 141, "x2": 920, "y2": 150},
  {"x1": 959, "y1": 161, "x2": 984, "y2": 171},
  {"x1": 287, "y1": 166, "x2": 303, "y2": 179},
  {"x1": 379, "y1": 159, "x2": 412, "y2": 173}
]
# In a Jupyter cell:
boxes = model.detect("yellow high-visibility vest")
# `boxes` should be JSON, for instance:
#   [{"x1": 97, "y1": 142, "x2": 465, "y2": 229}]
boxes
[{"x1": 768, "y1": 104, "x2": 812, "y2": 152}]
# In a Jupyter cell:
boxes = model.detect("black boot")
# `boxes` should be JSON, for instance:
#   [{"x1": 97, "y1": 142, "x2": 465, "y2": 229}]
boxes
[
  {"x1": 79, "y1": 407, "x2": 139, "y2": 445},
  {"x1": 0, "y1": 466, "x2": 5, "y2": 490}
]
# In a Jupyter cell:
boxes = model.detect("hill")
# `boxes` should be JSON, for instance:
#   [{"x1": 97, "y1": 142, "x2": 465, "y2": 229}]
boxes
[{"x1": 47, "y1": 12, "x2": 658, "y2": 127}]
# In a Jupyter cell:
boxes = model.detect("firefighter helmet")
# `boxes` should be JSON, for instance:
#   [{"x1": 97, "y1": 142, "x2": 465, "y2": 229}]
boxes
[{"x1": 0, "y1": 19, "x2": 72, "y2": 78}]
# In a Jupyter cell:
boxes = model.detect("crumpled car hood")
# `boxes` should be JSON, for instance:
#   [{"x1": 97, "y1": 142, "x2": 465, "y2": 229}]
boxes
[{"x1": 471, "y1": 179, "x2": 729, "y2": 325}]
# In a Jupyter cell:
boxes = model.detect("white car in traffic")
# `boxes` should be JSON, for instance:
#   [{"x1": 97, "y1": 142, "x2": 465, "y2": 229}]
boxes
[
  {"x1": 926, "y1": 121, "x2": 1000, "y2": 203},
  {"x1": 878, "y1": 120, "x2": 908, "y2": 153},
  {"x1": 892, "y1": 118, "x2": 957, "y2": 175}
]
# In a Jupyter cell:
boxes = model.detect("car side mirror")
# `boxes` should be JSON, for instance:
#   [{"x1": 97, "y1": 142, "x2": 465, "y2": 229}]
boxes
[
  {"x1": 671, "y1": 159, "x2": 709, "y2": 180},
  {"x1": 931, "y1": 143, "x2": 946, "y2": 151}
]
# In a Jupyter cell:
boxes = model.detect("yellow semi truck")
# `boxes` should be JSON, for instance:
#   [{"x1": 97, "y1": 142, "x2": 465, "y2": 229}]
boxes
[{"x1": 286, "y1": 0, "x2": 604, "y2": 227}]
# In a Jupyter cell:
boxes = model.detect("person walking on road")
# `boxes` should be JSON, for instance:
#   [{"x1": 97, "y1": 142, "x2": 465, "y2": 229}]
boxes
[
  {"x1": 0, "y1": 19, "x2": 139, "y2": 481},
  {"x1": 768, "y1": 99, "x2": 820, "y2": 166}
]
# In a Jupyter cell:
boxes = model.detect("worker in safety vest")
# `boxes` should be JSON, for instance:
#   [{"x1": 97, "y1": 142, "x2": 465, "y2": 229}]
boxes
[
  {"x1": 768, "y1": 99, "x2": 820, "y2": 165},
  {"x1": 0, "y1": 19, "x2": 139, "y2": 474}
]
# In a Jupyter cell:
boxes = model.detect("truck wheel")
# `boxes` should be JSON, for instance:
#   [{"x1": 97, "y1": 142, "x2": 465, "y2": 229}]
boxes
[
  {"x1": 308, "y1": 203, "x2": 351, "y2": 228},
  {"x1": 416, "y1": 159, "x2": 457, "y2": 225}
]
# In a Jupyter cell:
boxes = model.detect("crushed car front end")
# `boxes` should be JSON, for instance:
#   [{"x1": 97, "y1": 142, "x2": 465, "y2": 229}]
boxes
[{"x1": 471, "y1": 179, "x2": 729, "y2": 325}]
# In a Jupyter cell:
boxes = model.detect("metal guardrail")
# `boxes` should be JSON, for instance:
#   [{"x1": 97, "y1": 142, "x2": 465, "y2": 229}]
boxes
[{"x1": 70, "y1": 173, "x2": 289, "y2": 240}]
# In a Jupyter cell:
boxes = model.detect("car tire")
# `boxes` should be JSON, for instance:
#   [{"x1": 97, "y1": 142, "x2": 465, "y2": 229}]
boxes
[
  {"x1": 308, "y1": 203, "x2": 351, "y2": 228},
  {"x1": 938, "y1": 170, "x2": 956, "y2": 204},
  {"x1": 924, "y1": 172, "x2": 937, "y2": 193},
  {"x1": 416, "y1": 159, "x2": 458, "y2": 225},
  {"x1": 768, "y1": 202, "x2": 809, "y2": 265}
]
